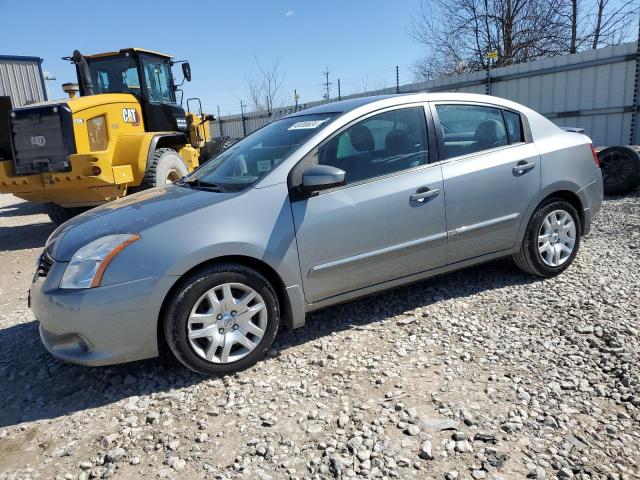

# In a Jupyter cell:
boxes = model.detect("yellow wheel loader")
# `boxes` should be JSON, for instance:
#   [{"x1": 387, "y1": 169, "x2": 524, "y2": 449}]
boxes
[{"x1": 0, "y1": 48, "x2": 229, "y2": 225}]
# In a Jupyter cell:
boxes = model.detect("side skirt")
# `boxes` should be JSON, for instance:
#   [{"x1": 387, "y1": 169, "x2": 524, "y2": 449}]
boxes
[{"x1": 303, "y1": 248, "x2": 514, "y2": 315}]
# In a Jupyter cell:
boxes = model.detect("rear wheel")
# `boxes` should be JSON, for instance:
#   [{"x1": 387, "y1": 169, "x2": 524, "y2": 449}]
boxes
[
  {"x1": 46, "y1": 203, "x2": 87, "y2": 226},
  {"x1": 140, "y1": 148, "x2": 189, "y2": 189},
  {"x1": 513, "y1": 199, "x2": 581, "y2": 277},
  {"x1": 163, "y1": 263, "x2": 280, "y2": 375}
]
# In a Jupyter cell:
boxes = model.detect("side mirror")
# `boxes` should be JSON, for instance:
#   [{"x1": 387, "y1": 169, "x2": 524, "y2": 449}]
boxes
[
  {"x1": 301, "y1": 165, "x2": 346, "y2": 193},
  {"x1": 182, "y1": 62, "x2": 192, "y2": 82},
  {"x1": 204, "y1": 114, "x2": 215, "y2": 122}
]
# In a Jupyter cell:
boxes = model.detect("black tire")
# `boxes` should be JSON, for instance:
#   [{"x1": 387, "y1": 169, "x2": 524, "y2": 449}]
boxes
[
  {"x1": 598, "y1": 146, "x2": 640, "y2": 195},
  {"x1": 163, "y1": 263, "x2": 280, "y2": 375},
  {"x1": 220, "y1": 137, "x2": 239, "y2": 151},
  {"x1": 199, "y1": 136, "x2": 239, "y2": 163},
  {"x1": 140, "y1": 148, "x2": 188, "y2": 189},
  {"x1": 46, "y1": 203, "x2": 87, "y2": 226},
  {"x1": 513, "y1": 199, "x2": 582, "y2": 277}
]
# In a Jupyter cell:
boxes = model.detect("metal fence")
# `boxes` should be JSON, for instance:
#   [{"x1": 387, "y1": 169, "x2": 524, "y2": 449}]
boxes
[
  {"x1": 211, "y1": 41, "x2": 640, "y2": 147},
  {"x1": 0, "y1": 55, "x2": 47, "y2": 107}
]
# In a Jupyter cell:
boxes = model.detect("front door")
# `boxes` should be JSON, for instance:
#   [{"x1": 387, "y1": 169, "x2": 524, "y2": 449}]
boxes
[
  {"x1": 290, "y1": 105, "x2": 447, "y2": 303},
  {"x1": 432, "y1": 103, "x2": 541, "y2": 263}
]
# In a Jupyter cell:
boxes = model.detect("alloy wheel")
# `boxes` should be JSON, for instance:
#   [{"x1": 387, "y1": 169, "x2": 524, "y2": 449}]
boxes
[{"x1": 600, "y1": 151, "x2": 635, "y2": 186}]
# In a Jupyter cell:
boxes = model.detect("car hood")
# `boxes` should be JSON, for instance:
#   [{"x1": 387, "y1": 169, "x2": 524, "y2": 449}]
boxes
[{"x1": 46, "y1": 185, "x2": 237, "y2": 261}]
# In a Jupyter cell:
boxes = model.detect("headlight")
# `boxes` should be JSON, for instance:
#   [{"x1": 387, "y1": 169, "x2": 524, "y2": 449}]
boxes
[
  {"x1": 87, "y1": 115, "x2": 108, "y2": 151},
  {"x1": 60, "y1": 234, "x2": 140, "y2": 289}
]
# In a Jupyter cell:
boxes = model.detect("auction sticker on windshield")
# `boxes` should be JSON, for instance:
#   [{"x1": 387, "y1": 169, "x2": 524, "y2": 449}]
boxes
[
  {"x1": 288, "y1": 118, "x2": 332, "y2": 130},
  {"x1": 256, "y1": 160, "x2": 272, "y2": 172}
]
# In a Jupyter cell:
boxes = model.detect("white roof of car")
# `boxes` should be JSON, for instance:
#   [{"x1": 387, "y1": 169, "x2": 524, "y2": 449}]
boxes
[{"x1": 290, "y1": 92, "x2": 525, "y2": 117}]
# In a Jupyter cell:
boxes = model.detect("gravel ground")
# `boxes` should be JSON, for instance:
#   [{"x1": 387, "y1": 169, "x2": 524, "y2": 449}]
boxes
[{"x1": 0, "y1": 191, "x2": 638, "y2": 480}]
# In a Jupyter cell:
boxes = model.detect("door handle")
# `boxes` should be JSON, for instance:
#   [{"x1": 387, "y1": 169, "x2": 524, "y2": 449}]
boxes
[
  {"x1": 410, "y1": 188, "x2": 440, "y2": 202},
  {"x1": 513, "y1": 162, "x2": 536, "y2": 174}
]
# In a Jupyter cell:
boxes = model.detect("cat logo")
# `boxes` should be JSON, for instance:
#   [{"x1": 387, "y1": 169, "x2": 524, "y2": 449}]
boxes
[
  {"x1": 30, "y1": 135, "x2": 46, "y2": 147},
  {"x1": 122, "y1": 108, "x2": 140, "y2": 126}
]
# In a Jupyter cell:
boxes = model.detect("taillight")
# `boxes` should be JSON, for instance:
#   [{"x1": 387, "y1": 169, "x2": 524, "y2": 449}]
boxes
[{"x1": 590, "y1": 144, "x2": 600, "y2": 168}]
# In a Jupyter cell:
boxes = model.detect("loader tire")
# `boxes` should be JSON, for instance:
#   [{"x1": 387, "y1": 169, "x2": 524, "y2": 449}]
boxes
[
  {"x1": 140, "y1": 148, "x2": 189, "y2": 189},
  {"x1": 199, "y1": 136, "x2": 239, "y2": 163},
  {"x1": 46, "y1": 203, "x2": 87, "y2": 226},
  {"x1": 220, "y1": 137, "x2": 239, "y2": 152}
]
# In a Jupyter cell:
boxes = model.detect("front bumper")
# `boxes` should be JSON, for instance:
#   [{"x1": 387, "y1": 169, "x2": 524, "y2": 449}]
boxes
[{"x1": 30, "y1": 259, "x2": 176, "y2": 366}]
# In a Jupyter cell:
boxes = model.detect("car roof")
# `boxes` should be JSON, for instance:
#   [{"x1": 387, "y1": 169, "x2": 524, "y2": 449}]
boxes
[{"x1": 288, "y1": 92, "x2": 526, "y2": 118}]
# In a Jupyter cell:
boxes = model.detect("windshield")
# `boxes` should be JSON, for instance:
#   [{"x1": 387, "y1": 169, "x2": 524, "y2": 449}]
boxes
[
  {"x1": 86, "y1": 56, "x2": 141, "y2": 95},
  {"x1": 187, "y1": 114, "x2": 336, "y2": 191}
]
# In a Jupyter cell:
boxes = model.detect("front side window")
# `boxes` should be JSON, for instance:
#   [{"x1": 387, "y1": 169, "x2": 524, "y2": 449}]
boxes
[
  {"x1": 436, "y1": 104, "x2": 508, "y2": 159},
  {"x1": 187, "y1": 114, "x2": 336, "y2": 191},
  {"x1": 87, "y1": 56, "x2": 141, "y2": 95},
  {"x1": 318, "y1": 107, "x2": 428, "y2": 184},
  {"x1": 142, "y1": 58, "x2": 174, "y2": 103}
]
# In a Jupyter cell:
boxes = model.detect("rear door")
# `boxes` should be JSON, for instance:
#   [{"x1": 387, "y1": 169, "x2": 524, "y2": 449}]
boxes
[
  {"x1": 290, "y1": 105, "x2": 447, "y2": 303},
  {"x1": 431, "y1": 102, "x2": 541, "y2": 264}
]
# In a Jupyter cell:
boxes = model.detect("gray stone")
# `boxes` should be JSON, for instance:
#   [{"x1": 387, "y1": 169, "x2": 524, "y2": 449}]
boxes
[{"x1": 418, "y1": 441, "x2": 433, "y2": 460}]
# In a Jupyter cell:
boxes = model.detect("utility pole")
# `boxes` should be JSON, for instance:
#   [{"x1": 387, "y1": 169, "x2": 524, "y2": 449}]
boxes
[
  {"x1": 240, "y1": 100, "x2": 247, "y2": 137},
  {"x1": 337, "y1": 79, "x2": 341, "y2": 101},
  {"x1": 630, "y1": 14, "x2": 640, "y2": 145},
  {"x1": 485, "y1": 48, "x2": 497, "y2": 96},
  {"x1": 322, "y1": 68, "x2": 332, "y2": 100},
  {"x1": 217, "y1": 105, "x2": 223, "y2": 136},
  {"x1": 294, "y1": 89, "x2": 300, "y2": 111},
  {"x1": 395, "y1": 66, "x2": 400, "y2": 94}
]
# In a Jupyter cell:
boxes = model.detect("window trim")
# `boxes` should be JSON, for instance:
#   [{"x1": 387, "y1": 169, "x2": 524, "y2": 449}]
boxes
[
  {"x1": 287, "y1": 103, "x2": 438, "y2": 196},
  {"x1": 428, "y1": 101, "x2": 532, "y2": 166}
]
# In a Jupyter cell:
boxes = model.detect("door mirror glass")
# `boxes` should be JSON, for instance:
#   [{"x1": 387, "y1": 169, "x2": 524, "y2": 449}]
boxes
[
  {"x1": 182, "y1": 62, "x2": 192, "y2": 82},
  {"x1": 301, "y1": 165, "x2": 346, "y2": 192}
]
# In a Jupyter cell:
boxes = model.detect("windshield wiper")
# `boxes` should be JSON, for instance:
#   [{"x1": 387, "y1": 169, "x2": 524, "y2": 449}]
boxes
[{"x1": 178, "y1": 178, "x2": 226, "y2": 192}]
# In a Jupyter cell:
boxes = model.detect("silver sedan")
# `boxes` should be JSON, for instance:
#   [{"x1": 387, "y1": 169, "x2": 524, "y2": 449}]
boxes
[{"x1": 30, "y1": 93, "x2": 603, "y2": 374}]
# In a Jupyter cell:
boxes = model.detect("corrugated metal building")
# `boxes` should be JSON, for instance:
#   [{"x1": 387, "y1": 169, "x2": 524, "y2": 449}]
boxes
[
  {"x1": 212, "y1": 41, "x2": 640, "y2": 147},
  {"x1": 0, "y1": 55, "x2": 47, "y2": 107}
]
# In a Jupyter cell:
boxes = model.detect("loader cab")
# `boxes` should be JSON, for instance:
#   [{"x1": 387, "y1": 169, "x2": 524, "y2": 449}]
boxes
[{"x1": 72, "y1": 48, "x2": 189, "y2": 134}]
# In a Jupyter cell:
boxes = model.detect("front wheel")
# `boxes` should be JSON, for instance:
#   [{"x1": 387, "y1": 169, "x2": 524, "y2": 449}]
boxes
[
  {"x1": 163, "y1": 263, "x2": 280, "y2": 375},
  {"x1": 513, "y1": 199, "x2": 581, "y2": 277},
  {"x1": 141, "y1": 148, "x2": 189, "y2": 189}
]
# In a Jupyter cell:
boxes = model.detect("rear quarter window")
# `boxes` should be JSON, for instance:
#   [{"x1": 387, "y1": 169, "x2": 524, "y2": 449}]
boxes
[{"x1": 503, "y1": 110, "x2": 524, "y2": 144}]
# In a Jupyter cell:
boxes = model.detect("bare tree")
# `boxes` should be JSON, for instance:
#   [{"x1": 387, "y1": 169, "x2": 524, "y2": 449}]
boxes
[
  {"x1": 244, "y1": 58, "x2": 285, "y2": 115},
  {"x1": 564, "y1": 0, "x2": 639, "y2": 54},
  {"x1": 410, "y1": 0, "x2": 639, "y2": 80},
  {"x1": 569, "y1": 0, "x2": 579, "y2": 53},
  {"x1": 587, "y1": 0, "x2": 639, "y2": 49}
]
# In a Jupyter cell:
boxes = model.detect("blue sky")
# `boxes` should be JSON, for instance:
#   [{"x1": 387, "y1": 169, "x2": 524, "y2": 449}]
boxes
[{"x1": 1, "y1": 0, "x2": 424, "y2": 115}]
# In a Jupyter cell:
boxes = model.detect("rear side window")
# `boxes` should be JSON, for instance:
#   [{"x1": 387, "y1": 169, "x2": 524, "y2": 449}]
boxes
[
  {"x1": 435, "y1": 104, "x2": 508, "y2": 159},
  {"x1": 503, "y1": 110, "x2": 524, "y2": 144}
]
